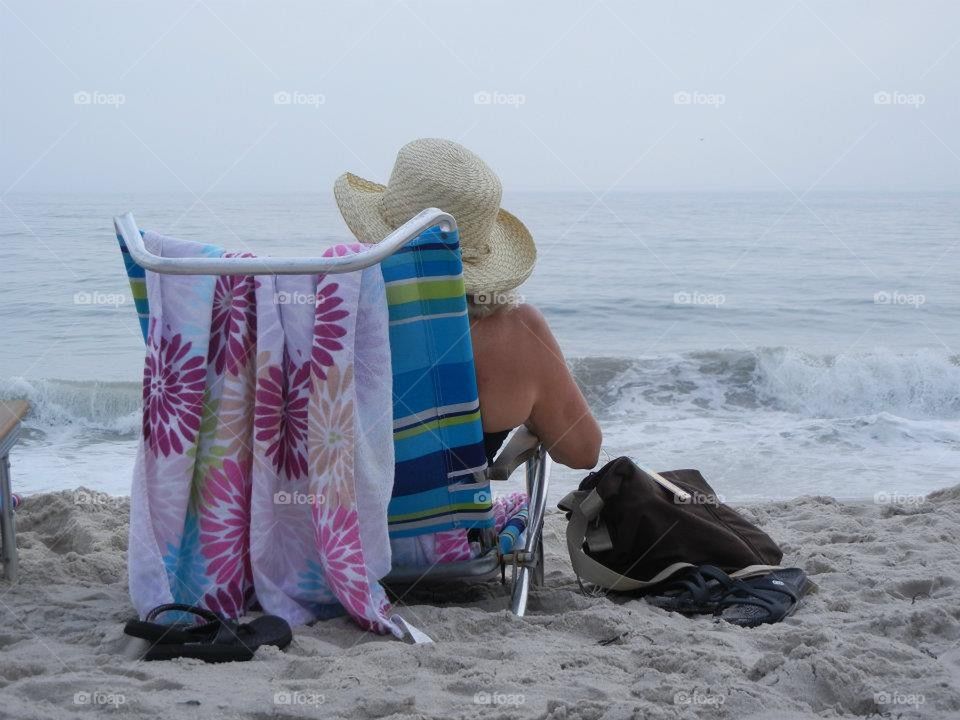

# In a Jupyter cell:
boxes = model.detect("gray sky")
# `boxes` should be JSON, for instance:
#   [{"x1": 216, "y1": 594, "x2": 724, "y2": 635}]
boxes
[{"x1": 2, "y1": 1, "x2": 959, "y2": 194}]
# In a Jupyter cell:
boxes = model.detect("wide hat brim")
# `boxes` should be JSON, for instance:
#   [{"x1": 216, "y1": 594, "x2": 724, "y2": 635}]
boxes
[{"x1": 334, "y1": 172, "x2": 536, "y2": 296}]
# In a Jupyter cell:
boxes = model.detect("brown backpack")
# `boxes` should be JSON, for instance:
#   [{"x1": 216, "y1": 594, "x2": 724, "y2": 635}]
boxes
[{"x1": 558, "y1": 457, "x2": 783, "y2": 592}]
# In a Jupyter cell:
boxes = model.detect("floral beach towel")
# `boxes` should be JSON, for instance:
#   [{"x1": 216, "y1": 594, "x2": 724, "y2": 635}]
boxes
[{"x1": 127, "y1": 232, "x2": 404, "y2": 636}]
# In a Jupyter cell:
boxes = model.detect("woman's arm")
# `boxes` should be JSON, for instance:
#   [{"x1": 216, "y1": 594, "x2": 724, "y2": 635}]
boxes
[{"x1": 513, "y1": 305, "x2": 602, "y2": 470}]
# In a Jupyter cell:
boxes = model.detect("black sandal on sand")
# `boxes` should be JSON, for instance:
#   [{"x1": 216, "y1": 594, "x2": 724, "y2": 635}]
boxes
[
  {"x1": 124, "y1": 604, "x2": 223, "y2": 645},
  {"x1": 644, "y1": 565, "x2": 735, "y2": 613},
  {"x1": 124, "y1": 604, "x2": 292, "y2": 663},
  {"x1": 714, "y1": 568, "x2": 811, "y2": 628}
]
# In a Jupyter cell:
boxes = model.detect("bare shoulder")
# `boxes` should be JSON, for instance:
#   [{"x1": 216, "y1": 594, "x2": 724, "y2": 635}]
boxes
[
  {"x1": 510, "y1": 302, "x2": 546, "y2": 326},
  {"x1": 504, "y1": 303, "x2": 553, "y2": 343}
]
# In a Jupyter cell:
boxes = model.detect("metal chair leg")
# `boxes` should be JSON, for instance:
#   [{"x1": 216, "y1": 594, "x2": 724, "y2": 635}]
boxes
[
  {"x1": 509, "y1": 445, "x2": 551, "y2": 616},
  {"x1": 0, "y1": 454, "x2": 18, "y2": 583}
]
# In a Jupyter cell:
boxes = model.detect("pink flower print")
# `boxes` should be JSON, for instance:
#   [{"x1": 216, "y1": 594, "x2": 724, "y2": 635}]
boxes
[
  {"x1": 142, "y1": 326, "x2": 206, "y2": 457},
  {"x1": 214, "y1": 376, "x2": 255, "y2": 467},
  {"x1": 208, "y1": 256, "x2": 257, "y2": 377},
  {"x1": 493, "y1": 491, "x2": 527, "y2": 532},
  {"x1": 254, "y1": 358, "x2": 311, "y2": 479},
  {"x1": 308, "y1": 363, "x2": 355, "y2": 504},
  {"x1": 432, "y1": 530, "x2": 473, "y2": 563},
  {"x1": 199, "y1": 459, "x2": 252, "y2": 585},
  {"x1": 321, "y1": 242, "x2": 366, "y2": 258},
  {"x1": 312, "y1": 282, "x2": 349, "y2": 379},
  {"x1": 201, "y1": 584, "x2": 253, "y2": 619},
  {"x1": 352, "y1": 594, "x2": 396, "y2": 634},
  {"x1": 316, "y1": 506, "x2": 381, "y2": 623}
]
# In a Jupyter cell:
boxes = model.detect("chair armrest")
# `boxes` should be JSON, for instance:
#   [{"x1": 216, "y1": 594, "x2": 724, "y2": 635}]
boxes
[
  {"x1": 487, "y1": 427, "x2": 542, "y2": 480},
  {"x1": 0, "y1": 401, "x2": 28, "y2": 456}
]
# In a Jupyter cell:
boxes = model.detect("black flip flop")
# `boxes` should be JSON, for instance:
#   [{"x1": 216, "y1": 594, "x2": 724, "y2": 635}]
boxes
[
  {"x1": 124, "y1": 604, "x2": 292, "y2": 663},
  {"x1": 714, "y1": 568, "x2": 811, "y2": 628},
  {"x1": 645, "y1": 565, "x2": 735, "y2": 614},
  {"x1": 124, "y1": 604, "x2": 224, "y2": 645}
]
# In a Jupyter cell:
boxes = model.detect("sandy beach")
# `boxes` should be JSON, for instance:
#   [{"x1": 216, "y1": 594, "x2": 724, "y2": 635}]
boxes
[{"x1": 0, "y1": 486, "x2": 958, "y2": 719}]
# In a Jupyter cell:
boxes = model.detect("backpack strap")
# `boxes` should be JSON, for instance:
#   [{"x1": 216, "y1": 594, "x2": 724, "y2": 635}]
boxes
[{"x1": 560, "y1": 488, "x2": 694, "y2": 592}]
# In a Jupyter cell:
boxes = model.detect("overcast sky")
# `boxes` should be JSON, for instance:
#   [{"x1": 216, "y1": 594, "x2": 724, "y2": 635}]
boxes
[{"x1": 2, "y1": 1, "x2": 959, "y2": 194}]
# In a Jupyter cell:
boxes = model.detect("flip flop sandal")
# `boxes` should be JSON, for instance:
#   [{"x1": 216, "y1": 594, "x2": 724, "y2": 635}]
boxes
[
  {"x1": 124, "y1": 604, "x2": 292, "y2": 663},
  {"x1": 645, "y1": 565, "x2": 735, "y2": 614},
  {"x1": 124, "y1": 604, "x2": 224, "y2": 645},
  {"x1": 714, "y1": 568, "x2": 811, "y2": 628}
]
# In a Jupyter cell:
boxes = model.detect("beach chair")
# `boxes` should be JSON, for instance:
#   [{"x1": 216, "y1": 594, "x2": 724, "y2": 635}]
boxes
[
  {"x1": 114, "y1": 208, "x2": 551, "y2": 617},
  {"x1": 0, "y1": 400, "x2": 28, "y2": 582}
]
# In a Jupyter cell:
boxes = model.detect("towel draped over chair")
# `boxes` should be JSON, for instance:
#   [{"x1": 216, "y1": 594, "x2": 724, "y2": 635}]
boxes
[{"x1": 127, "y1": 232, "x2": 401, "y2": 635}]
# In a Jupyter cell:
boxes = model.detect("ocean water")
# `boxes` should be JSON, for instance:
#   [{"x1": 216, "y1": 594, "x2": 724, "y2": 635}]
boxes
[{"x1": 2, "y1": 191, "x2": 959, "y2": 502}]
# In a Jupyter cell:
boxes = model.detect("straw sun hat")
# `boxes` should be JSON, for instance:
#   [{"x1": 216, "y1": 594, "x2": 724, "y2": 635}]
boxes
[{"x1": 334, "y1": 138, "x2": 536, "y2": 296}]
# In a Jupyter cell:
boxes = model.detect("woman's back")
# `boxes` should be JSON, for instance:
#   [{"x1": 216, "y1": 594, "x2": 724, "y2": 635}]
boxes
[{"x1": 470, "y1": 303, "x2": 602, "y2": 470}]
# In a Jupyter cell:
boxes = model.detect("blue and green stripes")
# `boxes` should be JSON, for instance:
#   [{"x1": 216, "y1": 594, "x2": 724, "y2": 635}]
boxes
[
  {"x1": 383, "y1": 226, "x2": 494, "y2": 538},
  {"x1": 117, "y1": 232, "x2": 150, "y2": 341}
]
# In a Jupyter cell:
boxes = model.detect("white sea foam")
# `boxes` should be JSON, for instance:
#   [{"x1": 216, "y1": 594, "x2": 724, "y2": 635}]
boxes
[
  {"x1": 575, "y1": 348, "x2": 960, "y2": 421},
  {"x1": 5, "y1": 348, "x2": 959, "y2": 500},
  {"x1": 0, "y1": 376, "x2": 141, "y2": 436}
]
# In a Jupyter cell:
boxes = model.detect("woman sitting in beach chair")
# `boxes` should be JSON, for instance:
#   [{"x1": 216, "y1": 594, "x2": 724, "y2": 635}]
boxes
[
  {"x1": 115, "y1": 140, "x2": 600, "y2": 639},
  {"x1": 334, "y1": 138, "x2": 603, "y2": 471}
]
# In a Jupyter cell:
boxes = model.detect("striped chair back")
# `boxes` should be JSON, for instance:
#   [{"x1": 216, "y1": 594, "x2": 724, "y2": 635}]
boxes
[
  {"x1": 380, "y1": 226, "x2": 494, "y2": 540},
  {"x1": 118, "y1": 231, "x2": 150, "y2": 341}
]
